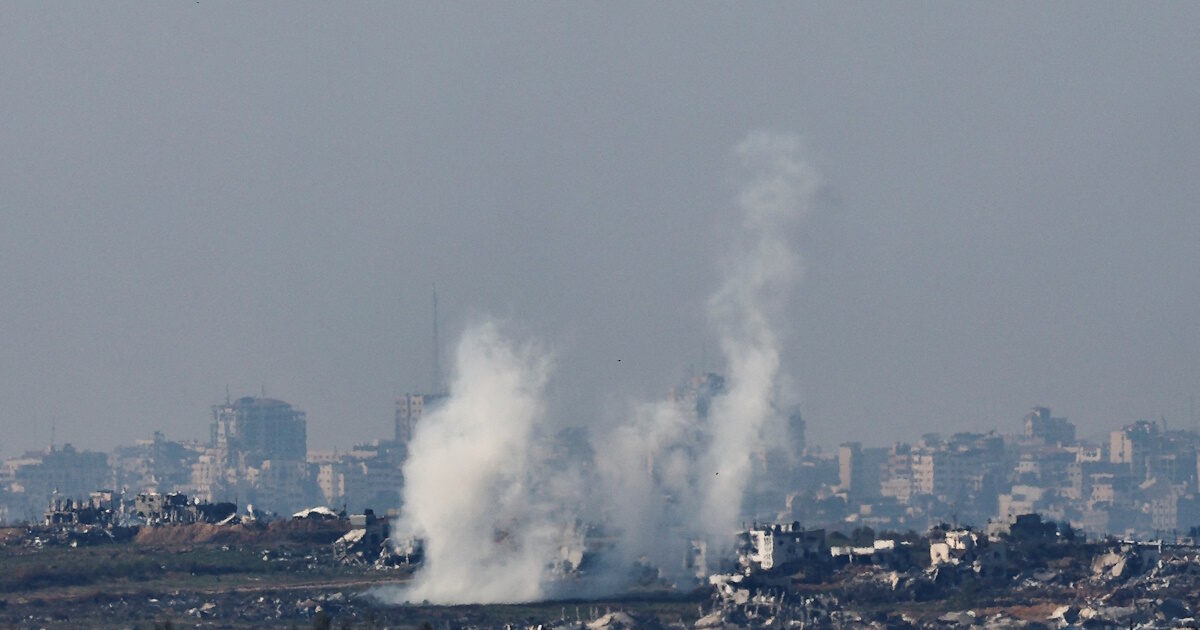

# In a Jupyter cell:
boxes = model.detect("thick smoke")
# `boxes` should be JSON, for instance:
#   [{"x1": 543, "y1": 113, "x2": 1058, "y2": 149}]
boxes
[
  {"x1": 390, "y1": 322, "x2": 563, "y2": 603},
  {"x1": 388, "y1": 132, "x2": 818, "y2": 603}
]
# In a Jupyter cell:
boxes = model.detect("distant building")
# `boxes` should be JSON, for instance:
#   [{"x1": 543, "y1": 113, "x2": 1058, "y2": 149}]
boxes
[
  {"x1": 1111, "y1": 420, "x2": 1160, "y2": 480},
  {"x1": 110, "y1": 431, "x2": 198, "y2": 495},
  {"x1": 837, "y1": 443, "x2": 860, "y2": 493},
  {"x1": 1, "y1": 444, "x2": 109, "y2": 522},
  {"x1": 191, "y1": 395, "x2": 313, "y2": 514},
  {"x1": 311, "y1": 441, "x2": 404, "y2": 513},
  {"x1": 394, "y1": 393, "x2": 448, "y2": 447},
  {"x1": 1024, "y1": 407, "x2": 1075, "y2": 447},
  {"x1": 211, "y1": 397, "x2": 306, "y2": 464},
  {"x1": 668, "y1": 372, "x2": 725, "y2": 422},
  {"x1": 880, "y1": 443, "x2": 915, "y2": 504},
  {"x1": 787, "y1": 410, "x2": 806, "y2": 456},
  {"x1": 837, "y1": 442, "x2": 885, "y2": 499},
  {"x1": 997, "y1": 485, "x2": 1046, "y2": 523}
]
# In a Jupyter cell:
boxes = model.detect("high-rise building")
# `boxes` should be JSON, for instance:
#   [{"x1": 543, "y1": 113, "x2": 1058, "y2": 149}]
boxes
[
  {"x1": 1110, "y1": 420, "x2": 1160, "y2": 477},
  {"x1": 838, "y1": 441, "x2": 886, "y2": 499},
  {"x1": 192, "y1": 396, "x2": 312, "y2": 513},
  {"x1": 394, "y1": 393, "x2": 448, "y2": 447},
  {"x1": 211, "y1": 397, "x2": 306, "y2": 465},
  {"x1": 787, "y1": 410, "x2": 806, "y2": 456},
  {"x1": 838, "y1": 442, "x2": 862, "y2": 493}
]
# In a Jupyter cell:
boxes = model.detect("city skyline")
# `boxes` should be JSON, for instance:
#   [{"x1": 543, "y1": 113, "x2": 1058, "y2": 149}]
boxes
[{"x1": 7, "y1": 391, "x2": 1200, "y2": 539}]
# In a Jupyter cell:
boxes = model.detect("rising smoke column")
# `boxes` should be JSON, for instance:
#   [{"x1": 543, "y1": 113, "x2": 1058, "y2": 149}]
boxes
[
  {"x1": 596, "y1": 132, "x2": 819, "y2": 578},
  {"x1": 393, "y1": 322, "x2": 560, "y2": 603},
  {"x1": 389, "y1": 132, "x2": 820, "y2": 603},
  {"x1": 698, "y1": 132, "x2": 818, "y2": 537}
]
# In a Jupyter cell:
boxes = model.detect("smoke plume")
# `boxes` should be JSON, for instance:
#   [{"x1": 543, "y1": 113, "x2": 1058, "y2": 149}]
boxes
[
  {"x1": 388, "y1": 132, "x2": 819, "y2": 603},
  {"x1": 596, "y1": 131, "x2": 818, "y2": 578},
  {"x1": 391, "y1": 322, "x2": 562, "y2": 603},
  {"x1": 699, "y1": 132, "x2": 817, "y2": 535}
]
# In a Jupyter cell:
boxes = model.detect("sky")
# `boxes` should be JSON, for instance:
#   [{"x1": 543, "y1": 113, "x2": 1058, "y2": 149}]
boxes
[{"x1": 1, "y1": 3, "x2": 1198, "y2": 457}]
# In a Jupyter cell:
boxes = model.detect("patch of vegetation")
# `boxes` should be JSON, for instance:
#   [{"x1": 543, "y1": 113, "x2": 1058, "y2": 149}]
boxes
[{"x1": 0, "y1": 540, "x2": 357, "y2": 594}]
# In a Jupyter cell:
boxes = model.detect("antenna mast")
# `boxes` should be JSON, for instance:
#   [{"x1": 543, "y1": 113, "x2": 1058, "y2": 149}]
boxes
[{"x1": 432, "y1": 283, "x2": 443, "y2": 394}]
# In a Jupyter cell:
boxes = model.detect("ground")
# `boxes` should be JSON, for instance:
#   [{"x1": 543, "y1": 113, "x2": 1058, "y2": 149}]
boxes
[{"x1": 3, "y1": 527, "x2": 1199, "y2": 628}]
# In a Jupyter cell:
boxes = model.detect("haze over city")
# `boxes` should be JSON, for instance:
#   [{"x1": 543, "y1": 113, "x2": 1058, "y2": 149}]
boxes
[{"x1": 3, "y1": 3, "x2": 1199, "y2": 459}]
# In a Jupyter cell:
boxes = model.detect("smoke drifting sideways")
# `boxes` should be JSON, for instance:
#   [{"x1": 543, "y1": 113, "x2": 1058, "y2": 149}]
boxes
[{"x1": 383, "y1": 132, "x2": 819, "y2": 604}]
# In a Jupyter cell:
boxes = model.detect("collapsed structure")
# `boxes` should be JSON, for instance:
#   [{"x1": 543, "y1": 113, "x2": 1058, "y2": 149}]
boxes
[
  {"x1": 736, "y1": 522, "x2": 826, "y2": 573},
  {"x1": 44, "y1": 490, "x2": 118, "y2": 527},
  {"x1": 133, "y1": 492, "x2": 237, "y2": 525}
]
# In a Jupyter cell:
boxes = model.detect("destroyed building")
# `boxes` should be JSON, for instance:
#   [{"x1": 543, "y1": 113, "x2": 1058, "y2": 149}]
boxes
[
  {"x1": 737, "y1": 522, "x2": 827, "y2": 574},
  {"x1": 1, "y1": 443, "x2": 110, "y2": 522},
  {"x1": 928, "y1": 527, "x2": 1008, "y2": 578},
  {"x1": 133, "y1": 492, "x2": 236, "y2": 525},
  {"x1": 44, "y1": 490, "x2": 118, "y2": 527},
  {"x1": 1024, "y1": 406, "x2": 1076, "y2": 447},
  {"x1": 333, "y1": 509, "x2": 398, "y2": 567}
]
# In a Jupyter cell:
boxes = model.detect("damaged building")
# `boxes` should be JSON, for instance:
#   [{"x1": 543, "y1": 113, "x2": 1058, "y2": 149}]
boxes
[
  {"x1": 133, "y1": 492, "x2": 236, "y2": 525},
  {"x1": 737, "y1": 522, "x2": 827, "y2": 574},
  {"x1": 928, "y1": 528, "x2": 1008, "y2": 579},
  {"x1": 333, "y1": 509, "x2": 411, "y2": 568},
  {"x1": 44, "y1": 490, "x2": 119, "y2": 527}
]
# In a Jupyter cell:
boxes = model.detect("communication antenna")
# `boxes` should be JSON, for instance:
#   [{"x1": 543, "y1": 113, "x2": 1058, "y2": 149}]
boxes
[
  {"x1": 432, "y1": 283, "x2": 443, "y2": 394},
  {"x1": 50, "y1": 423, "x2": 56, "y2": 451}
]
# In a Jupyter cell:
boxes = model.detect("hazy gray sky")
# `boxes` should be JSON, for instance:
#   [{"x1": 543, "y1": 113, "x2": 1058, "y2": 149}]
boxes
[{"x1": 2, "y1": 3, "x2": 1198, "y2": 456}]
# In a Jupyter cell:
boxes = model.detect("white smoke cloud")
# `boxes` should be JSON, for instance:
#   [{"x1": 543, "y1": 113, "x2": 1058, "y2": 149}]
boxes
[
  {"x1": 390, "y1": 321, "x2": 561, "y2": 604},
  {"x1": 591, "y1": 397, "x2": 705, "y2": 579},
  {"x1": 597, "y1": 130, "x2": 819, "y2": 580},
  {"x1": 387, "y1": 132, "x2": 819, "y2": 603},
  {"x1": 699, "y1": 132, "x2": 818, "y2": 537}
]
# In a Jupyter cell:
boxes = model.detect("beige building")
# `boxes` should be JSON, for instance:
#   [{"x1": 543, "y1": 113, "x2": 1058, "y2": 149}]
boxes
[{"x1": 394, "y1": 393, "x2": 448, "y2": 447}]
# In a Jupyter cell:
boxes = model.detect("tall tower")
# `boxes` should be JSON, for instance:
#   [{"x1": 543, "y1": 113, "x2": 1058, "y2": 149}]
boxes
[
  {"x1": 432, "y1": 284, "x2": 443, "y2": 395},
  {"x1": 393, "y1": 287, "x2": 450, "y2": 451}
]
